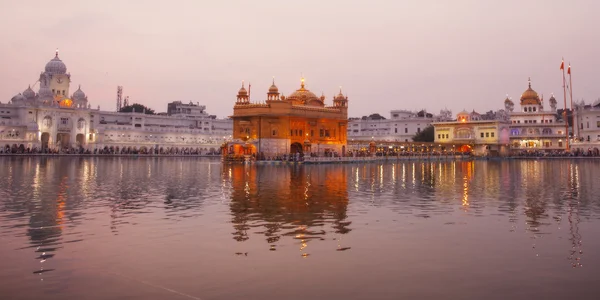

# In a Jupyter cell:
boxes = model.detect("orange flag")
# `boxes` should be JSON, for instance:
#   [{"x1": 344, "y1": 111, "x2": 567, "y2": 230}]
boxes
[
  {"x1": 567, "y1": 64, "x2": 571, "y2": 75},
  {"x1": 560, "y1": 60, "x2": 564, "y2": 70}
]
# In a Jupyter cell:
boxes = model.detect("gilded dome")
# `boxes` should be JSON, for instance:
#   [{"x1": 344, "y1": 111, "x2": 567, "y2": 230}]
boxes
[
  {"x1": 335, "y1": 88, "x2": 346, "y2": 101},
  {"x1": 520, "y1": 79, "x2": 541, "y2": 105},
  {"x1": 45, "y1": 50, "x2": 67, "y2": 74},
  {"x1": 238, "y1": 82, "x2": 248, "y2": 96},
  {"x1": 268, "y1": 84, "x2": 278, "y2": 93},
  {"x1": 268, "y1": 78, "x2": 279, "y2": 93},
  {"x1": 286, "y1": 78, "x2": 322, "y2": 106},
  {"x1": 23, "y1": 85, "x2": 36, "y2": 99}
]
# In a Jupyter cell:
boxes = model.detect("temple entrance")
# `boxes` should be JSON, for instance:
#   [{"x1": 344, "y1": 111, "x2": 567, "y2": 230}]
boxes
[
  {"x1": 76, "y1": 134, "x2": 85, "y2": 147},
  {"x1": 458, "y1": 144, "x2": 472, "y2": 153},
  {"x1": 41, "y1": 132, "x2": 50, "y2": 149},
  {"x1": 56, "y1": 133, "x2": 71, "y2": 149},
  {"x1": 290, "y1": 142, "x2": 303, "y2": 154}
]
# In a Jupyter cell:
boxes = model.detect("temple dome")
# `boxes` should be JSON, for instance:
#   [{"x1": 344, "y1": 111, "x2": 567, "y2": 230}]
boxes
[
  {"x1": 286, "y1": 78, "x2": 321, "y2": 106},
  {"x1": 23, "y1": 85, "x2": 36, "y2": 99},
  {"x1": 11, "y1": 93, "x2": 26, "y2": 103},
  {"x1": 268, "y1": 83, "x2": 278, "y2": 93},
  {"x1": 520, "y1": 80, "x2": 541, "y2": 105},
  {"x1": 45, "y1": 51, "x2": 67, "y2": 74},
  {"x1": 335, "y1": 88, "x2": 346, "y2": 101},
  {"x1": 73, "y1": 85, "x2": 86, "y2": 100},
  {"x1": 38, "y1": 86, "x2": 53, "y2": 99},
  {"x1": 238, "y1": 82, "x2": 248, "y2": 96}
]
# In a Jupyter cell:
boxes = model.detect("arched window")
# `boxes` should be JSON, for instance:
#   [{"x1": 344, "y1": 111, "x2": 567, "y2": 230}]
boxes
[
  {"x1": 77, "y1": 118, "x2": 86, "y2": 130},
  {"x1": 43, "y1": 116, "x2": 52, "y2": 128},
  {"x1": 456, "y1": 128, "x2": 471, "y2": 139}
]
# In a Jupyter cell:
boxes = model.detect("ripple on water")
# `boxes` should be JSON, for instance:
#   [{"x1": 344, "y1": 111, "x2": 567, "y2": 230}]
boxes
[{"x1": 0, "y1": 158, "x2": 600, "y2": 299}]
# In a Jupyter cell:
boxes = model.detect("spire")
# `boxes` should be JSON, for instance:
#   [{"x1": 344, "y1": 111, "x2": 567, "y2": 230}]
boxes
[
  {"x1": 528, "y1": 77, "x2": 531, "y2": 89},
  {"x1": 300, "y1": 76, "x2": 305, "y2": 89},
  {"x1": 272, "y1": 76, "x2": 275, "y2": 85},
  {"x1": 241, "y1": 80, "x2": 245, "y2": 88},
  {"x1": 55, "y1": 48, "x2": 59, "y2": 58}
]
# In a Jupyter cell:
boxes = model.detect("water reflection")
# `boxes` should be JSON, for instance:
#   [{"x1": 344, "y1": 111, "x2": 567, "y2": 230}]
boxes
[
  {"x1": 1, "y1": 158, "x2": 600, "y2": 299},
  {"x1": 227, "y1": 164, "x2": 351, "y2": 255}
]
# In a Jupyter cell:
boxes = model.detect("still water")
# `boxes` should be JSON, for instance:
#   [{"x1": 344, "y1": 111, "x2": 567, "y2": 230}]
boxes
[{"x1": 1, "y1": 157, "x2": 599, "y2": 300}]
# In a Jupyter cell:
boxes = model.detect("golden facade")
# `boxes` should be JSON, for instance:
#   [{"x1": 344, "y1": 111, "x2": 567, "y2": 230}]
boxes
[{"x1": 228, "y1": 78, "x2": 348, "y2": 157}]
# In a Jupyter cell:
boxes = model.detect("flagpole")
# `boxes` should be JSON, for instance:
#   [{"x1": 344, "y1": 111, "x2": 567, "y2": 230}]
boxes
[
  {"x1": 561, "y1": 58, "x2": 570, "y2": 151},
  {"x1": 569, "y1": 64, "x2": 576, "y2": 139}
]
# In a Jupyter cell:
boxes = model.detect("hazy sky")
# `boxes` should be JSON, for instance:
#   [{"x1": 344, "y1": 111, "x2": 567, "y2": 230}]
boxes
[{"x1": 1, "y1": 0, "x2": 598, "y2": 118}]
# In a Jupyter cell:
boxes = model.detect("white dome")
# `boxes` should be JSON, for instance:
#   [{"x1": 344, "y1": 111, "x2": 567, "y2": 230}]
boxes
[
  {"x1": 23, "y1": 85, "x2": 36, "y2": 99},
  {"x1": 38, "y1": 86, "x2": 53, "y2": 98},
  {"x1": 27, "y1": 122, "x2": 39, "y2": 131},
  {"x1": 11, "y1": 93, "x2": 26, "y2": 103},
  {"x1": 73, "y1": 85, "x2": 86, "y2": 100},
  {"x1": 45, "y1": 51, "x2": 67, "y2": 74}
]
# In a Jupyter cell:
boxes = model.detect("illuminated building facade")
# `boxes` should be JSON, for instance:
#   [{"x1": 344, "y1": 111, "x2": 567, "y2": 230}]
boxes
[
  {"x1": 572, "y1": 102, "x2": 600, "y2": 153},
  {"x1": 433, "y1": 110, "x2": 511, "y2": 156},
  {"x1": 228, "y1": 78, "x2": 348, "y2": 156},
  {"x1": 347, "y1": 109, "x2": 452, "y2": 142},
  {"x1": 1, "y1": 51, "x2": 232, "y2": 152},
  {"x1": 505, "y1": 79, "x2": 567, "y2": 152}
]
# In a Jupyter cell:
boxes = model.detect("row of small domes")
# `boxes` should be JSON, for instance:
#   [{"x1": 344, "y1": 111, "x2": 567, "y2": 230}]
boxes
[
  {"x1": 238, "y1": 80, "x2": 347, "y2": 101},
  {"x1": 12, "y1": 85, "x2": 87, "y2": 102}
]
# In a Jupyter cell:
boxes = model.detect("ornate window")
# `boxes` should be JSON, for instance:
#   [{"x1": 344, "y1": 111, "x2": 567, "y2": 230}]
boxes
[
  {"x1": 43, "y1": 116, "x2": 52, "y2": 128},
  {"x1": 456, "y1": 128, "x2": 471, "y2": 139},
  {"x1": 77, "y1": 118, "x2": 86, "y2": 130}
]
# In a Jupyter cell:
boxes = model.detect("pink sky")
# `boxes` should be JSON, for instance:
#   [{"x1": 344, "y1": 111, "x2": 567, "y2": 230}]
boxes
[{"x1": 1, "y1": 0, "x2": 598, "y2": 118}]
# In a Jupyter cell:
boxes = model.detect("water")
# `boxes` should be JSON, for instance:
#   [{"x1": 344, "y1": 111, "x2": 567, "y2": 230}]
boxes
[{"x1": 1, "y1": 157, "x2": 599, "y2": 300}]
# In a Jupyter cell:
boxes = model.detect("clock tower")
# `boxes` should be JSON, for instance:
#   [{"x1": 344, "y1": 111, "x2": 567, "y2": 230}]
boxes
[{"x1": 43, "y1": 49, "x2": 71, "y2": 101}]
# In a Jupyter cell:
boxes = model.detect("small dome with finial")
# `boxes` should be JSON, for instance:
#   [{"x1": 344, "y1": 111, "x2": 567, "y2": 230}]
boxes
[
  {"x1": 335, "y1": 87, "x2": 346, "y2": 101},
  {"x1": 38, "y1": 86, "x2": 53, "y2": 99},
  {"x1": 268, "y1": 77, "x2": 278, "y2": 93},
  {"x1": 238, "y1": 81, "x2": 248, "y2": 96},
  {"x1": 23, "y1": 85, "x2": 36, "y2": 99},
  {"x1": 73, "y1": 85, "x2": 86, "y2": 100}
]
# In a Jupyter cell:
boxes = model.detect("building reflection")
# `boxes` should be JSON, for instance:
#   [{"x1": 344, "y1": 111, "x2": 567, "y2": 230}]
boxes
[
  {"x1": 226, "y1": 164, "x2": 351, "y2": 247},
  {"x1": 24, "y1": 158, "x2": 70, "y2": 276}
]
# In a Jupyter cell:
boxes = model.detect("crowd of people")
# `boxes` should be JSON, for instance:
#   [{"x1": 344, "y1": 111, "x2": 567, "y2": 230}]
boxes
[{"x1": 0, "y1": 145, "x2": 221, "y2": 156}]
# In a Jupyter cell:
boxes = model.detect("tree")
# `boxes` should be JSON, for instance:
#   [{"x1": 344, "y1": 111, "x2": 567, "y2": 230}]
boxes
[
  {"x1": 412, "y1": 125, "x2": 434, "y2": 142},
  {"x1": 119, "y1": 103, "x2": 156, "y2": 115},
  {"x1": 361, "y1": 113, "x2": 386, "y2": 120}
]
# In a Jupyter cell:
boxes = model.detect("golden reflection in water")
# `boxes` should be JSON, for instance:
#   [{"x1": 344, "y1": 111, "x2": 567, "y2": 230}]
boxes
[
  {"x1": 354, "y1": 167, "x2": 359, "y2": 191},
  {"x1": 379, "y1": 164, "x2": 384, "y2": 188},
  {"x1": 56, "y1": 177, "x2": 67, "y2": 229},
  {"x1": 567, "y1": 162, "x2": 583, "y2": 268},
  {"x1": 460, "y1": 161, "x2": 473, "y2": 209},
  {"x1": 226, "y1": 164, "x2": 350, "y2": 251},
  {"x1": 412, "y1": 162, "x2": 416, "y2": 187},
  {"x1": 401, "y1": 163, "x2": 406, "y2": 189},
  {"x1": 391, "y1": 164, "x2": 396, "y2": 186}
]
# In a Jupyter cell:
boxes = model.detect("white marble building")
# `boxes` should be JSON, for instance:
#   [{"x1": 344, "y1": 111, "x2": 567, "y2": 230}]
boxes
[
  {"x1": 347, "y1": 109, "x2": 452, "y2": 142},
  {"x1": 0, "y1": 51, "x2": 232, "y2": 153},
  {"x1": 572, "y1": 101, "x2": 600, "y2": 152},
  {"x1": 504, "y1": 79, "x2": 568, "y2": 152}
]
